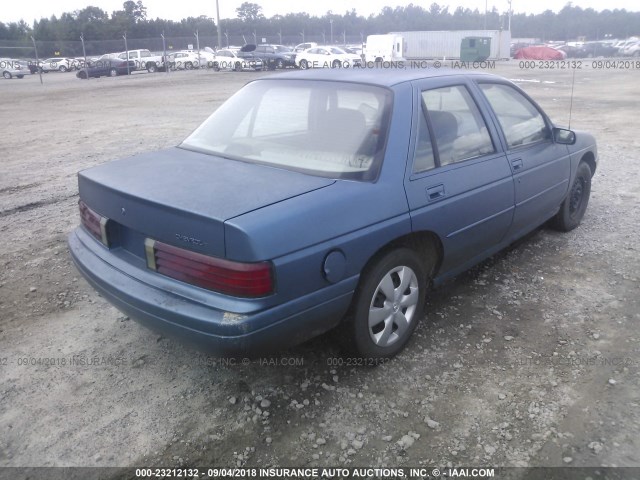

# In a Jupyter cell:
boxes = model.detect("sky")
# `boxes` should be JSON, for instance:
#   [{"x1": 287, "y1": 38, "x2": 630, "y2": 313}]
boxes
[{"x1": 2, "y1": 0, "x2": 639, "y2": 24}]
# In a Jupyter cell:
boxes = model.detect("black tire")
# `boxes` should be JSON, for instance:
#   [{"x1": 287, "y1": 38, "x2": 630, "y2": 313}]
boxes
[
  {"x1": 59, "y1": 65, "x2": 68, "y2": 72},
  {"x1": 332, "y1": 59, "x2": 342, "y2": 68},
  {"x1": 553, "y1": 162, "x2": 592, "y2": 232},
  {"x1": 147, "y1": 63, "x2": 157, "y2": 73},
  {"x1": 184, "y1": 61, "x2": 193, "y2": 70},
  {"x1": 341, "y1": 248, "x2": 429, "y2": 360},
  {"x1": 299, "y1": 59, "x2": 309, "y2": 70},
  {"x1": 212, "y1": 62, "x2": 220, "y2": 72},
  {"x1": 17, "y1": 74, "x2": 24, "y2": 79},
  {"x1": 78, "y1": 70, "x2": 87, "y2": 79},
  {"x1": 276, "y1": 58, "x2": 285, "y2": 69},
  {"x1": 3, "y1": 71, "x2": 11, "y2": 79},
  {"x1": 234, "y1": 62, "x2": 242, "y2": 72},
  {"x1": 109, "y1": 68, "x2": 118, "y2": 77}
]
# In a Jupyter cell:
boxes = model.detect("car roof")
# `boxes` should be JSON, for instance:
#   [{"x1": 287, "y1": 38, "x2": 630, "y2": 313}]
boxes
[{"x1": 269, "y1": 68, "x2": 498, "y2": 88}]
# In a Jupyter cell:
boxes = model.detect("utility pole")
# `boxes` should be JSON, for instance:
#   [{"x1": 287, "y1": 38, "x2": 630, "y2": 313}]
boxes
[
  {"x1": 216, "y1": 0, "x2": 222, "y2": 50},
  {"x1": 123, "y1": 32, "x2": 129, "y2": 75},
  {"x1": 484, "y1": 0, "x2": 488, "y2": 30},
  {"x1": 330, "y1": 19, "x2": 333, "y2": 44},
  {"x1": 80, "y1": 33, "x2": 87, "y2": 78},
  {"x1": 31, "y1": 36, "x2": 42, "y2": 84}
]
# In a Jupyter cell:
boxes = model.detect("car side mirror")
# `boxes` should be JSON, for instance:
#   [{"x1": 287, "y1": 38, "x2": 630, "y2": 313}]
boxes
[{"x1": 553, "y1": 128, "x2": 576, "y2": 145}]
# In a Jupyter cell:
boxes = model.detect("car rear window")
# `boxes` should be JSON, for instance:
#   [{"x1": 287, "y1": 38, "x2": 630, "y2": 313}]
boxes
[{"x1": 181, "y1": 79, "x2": 392, "y2": 181}]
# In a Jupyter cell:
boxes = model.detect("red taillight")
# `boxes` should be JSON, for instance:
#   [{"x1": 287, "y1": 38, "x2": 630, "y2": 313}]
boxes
[
  {"x1": 79, "y1": 200, "x2": 110, "y2": 247},
  {"x1": 145, "y1": 239, "x2": 274, "y2": 298}
]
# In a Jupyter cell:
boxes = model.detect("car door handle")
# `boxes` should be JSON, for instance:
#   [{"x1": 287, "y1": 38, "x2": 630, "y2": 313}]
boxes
[
  {"x1": 427, "y1": 184, "x2": 445, "y2": 202},
  {"x1": 511, "y1": 158, "x2": 523, "y2": 171}
]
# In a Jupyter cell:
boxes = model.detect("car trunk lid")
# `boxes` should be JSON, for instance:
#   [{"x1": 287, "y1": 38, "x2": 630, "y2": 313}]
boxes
[{"x1": 78, "y1": 147, "x2": 335, "y2": 260}]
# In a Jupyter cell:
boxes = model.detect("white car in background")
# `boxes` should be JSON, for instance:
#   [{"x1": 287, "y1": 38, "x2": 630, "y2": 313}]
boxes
[
  {"x1": 211, "y1": 49, "x2": 263, "y2": 71},
  {"x1": 1, "y1": 58, "x2": 28, "y2": 79},
  {"x1": 168, "y1": 50, "x2": 216, "y2": 70},
  {"x1": 620, "y1": 40, "x2": 640, "y2": 56},
  {"x1": 40, "y1": 57, "x2": 74, "y2": 72},
  {"x1": 295, "y1": 46, "x2": 363, "y2": 69},
  {"x1": 293, "y1": 42, "x2": 318, "y2": 52}
]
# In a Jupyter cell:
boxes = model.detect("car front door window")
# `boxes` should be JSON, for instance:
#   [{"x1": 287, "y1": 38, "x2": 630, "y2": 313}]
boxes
[
  {"x1": 421, "y1": 85, "x2": 495, "y2": 166},
  {"x1": 478, "y1": 83, "x2": 549, "y2": 148}
]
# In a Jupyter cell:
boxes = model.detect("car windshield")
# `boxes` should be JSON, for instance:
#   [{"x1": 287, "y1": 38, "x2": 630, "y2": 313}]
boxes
[
  {"x1": 181, "y1": 79, "x2": 392, "y2": 181},
  {"x1": 330, "y1": 47, "x2": 348, "y2": 55}
]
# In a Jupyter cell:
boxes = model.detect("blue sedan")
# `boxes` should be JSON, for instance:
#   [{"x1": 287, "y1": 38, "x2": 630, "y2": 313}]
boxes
[{"x1": 68, "y1": 69, "x2": 597, "y2": 359}]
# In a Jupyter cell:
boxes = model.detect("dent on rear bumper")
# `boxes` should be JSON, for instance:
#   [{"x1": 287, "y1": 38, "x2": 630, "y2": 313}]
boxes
[{"x1": 68, "y1": 228, "x2": 354, "y2": 355}]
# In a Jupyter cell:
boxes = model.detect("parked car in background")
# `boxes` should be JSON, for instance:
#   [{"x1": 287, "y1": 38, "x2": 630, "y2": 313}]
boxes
[
  {"x1": 69, "y1": 69, "x2": 597, "y2": 359},
  {"x1": 27, "y1": 60, "x2": 40, "y2": 74},
  {"x1": 1, "y1": 58, "x2": 28, "y2": 79},
  {"x1": 554, "y1": 44, "x2": 580, "y2": 58},
  {"x1": 294, "y1": 42, "x2": 318, "y2": 52},
  {"x1": 620, "y1": 40, "x2": 640, "y2": 56},
  {"x1": 76, "y1": 55, "x2": 136, "y2": 78},
  {"x1": 247, "y1": 44, "x2": 296, "y2": 69},
  {"x1": 117, "y1": 49, "x2": 166, "y2": 72},
  {"x1": 181, "y1": 48, "x2": 217, "y2": 67},
  {"x1": 615, "y1": 37, "x2": 639, "y2": 55},
  {"x1": 167, "y1": 51, "x2": 201, "y2": 70},
  {"x1": 577, "y1": 41, "x2": 619, "y2": 57},
  {"x1": 40, "y1": 57, "x2": 74, "y2": 72},
  {"x1": 211, "y1": 49, "x2": 263, "y2": 71},
  {"x1": 295, "y1": 46, "x2": 363, "y2": 69}
]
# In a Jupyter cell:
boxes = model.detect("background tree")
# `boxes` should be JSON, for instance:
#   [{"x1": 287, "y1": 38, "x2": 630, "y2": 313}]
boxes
[{"x1": 236, "y1": 2, "x2": 264, "y2": 22}]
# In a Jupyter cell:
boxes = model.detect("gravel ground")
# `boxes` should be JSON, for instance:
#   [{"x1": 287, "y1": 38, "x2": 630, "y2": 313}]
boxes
[{"x1": 0, "y1": 63, "x2": 638, "y2": 475}]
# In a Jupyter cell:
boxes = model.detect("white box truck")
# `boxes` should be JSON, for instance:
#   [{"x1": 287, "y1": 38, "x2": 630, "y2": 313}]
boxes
[{"x1": 363, "y1": 34, "x2": 405, "y2": 63}]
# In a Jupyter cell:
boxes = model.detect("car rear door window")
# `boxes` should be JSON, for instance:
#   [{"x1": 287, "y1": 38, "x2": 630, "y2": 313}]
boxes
[
  {"x1": 421, "y1": 85, "x2": 495, "y2": 166},
  {"x1": 478, "y1": 83, "x2": 549, "y2": 149},
  {"x1": 412, "y1": 107, "x2": 436, "y2": 173}
]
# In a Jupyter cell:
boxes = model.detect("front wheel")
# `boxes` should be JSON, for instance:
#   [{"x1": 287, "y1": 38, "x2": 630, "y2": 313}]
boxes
[
  {"x1": 3, "y1": 71, "x2": 11, "y2": 79},
  {"x1": 342, "y1": 248, "x2": 428, "y2": 359},
  {"x1": 59, "y1": 65, "x2": 68, "y2": 72},
  {"x1": 109, "y1": 68, "x2": 118, "y2": 77},
  {"x1": 299, "y1": 59, "x2": 309, "y2": 70},
  {"x1": 276, "y1": 59, "x2": 285, "y2": 69},
  {"x1": 147, "y1": 63, "x2": 157, "y2": 73},
  {"x1": 553, "y1": 162, "x2": 592, "y2": 231}
]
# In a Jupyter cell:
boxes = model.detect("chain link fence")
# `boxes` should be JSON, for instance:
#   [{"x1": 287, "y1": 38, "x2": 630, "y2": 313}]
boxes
[{"x1": 1, "y1": 33, "x2": 366, "y2": 61}]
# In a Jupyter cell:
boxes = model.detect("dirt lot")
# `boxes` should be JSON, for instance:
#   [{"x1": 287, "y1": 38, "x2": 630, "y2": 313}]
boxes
[{"x1": 0, "y1": 63, "x2": 639, "y2": 475}]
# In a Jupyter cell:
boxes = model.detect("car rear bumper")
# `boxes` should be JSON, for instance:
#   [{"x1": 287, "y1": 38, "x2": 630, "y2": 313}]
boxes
[{"x1": 68, "y1": 228, "x2": 353, "y2": 356}]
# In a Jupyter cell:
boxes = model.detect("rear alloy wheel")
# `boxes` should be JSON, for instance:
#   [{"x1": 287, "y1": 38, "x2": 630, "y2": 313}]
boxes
[
  {"x1": 343, "y1": 248, "x2": 428, "y2": 359},
  {"x1": 553, "y1": 161, "x2": 592, "y2": 232},
  {"x1": 109, "y1": 68, "x2": 118, "y2": 77},
  {"x1": 3, "y1": 71, "x2": 11, "y2": 79},
  {"x1": 299, "y1": 59, "x2": 309, "y2": 70},
  {"x1": 59, "y1": 65, "x2": 68, "y2": 72}
]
